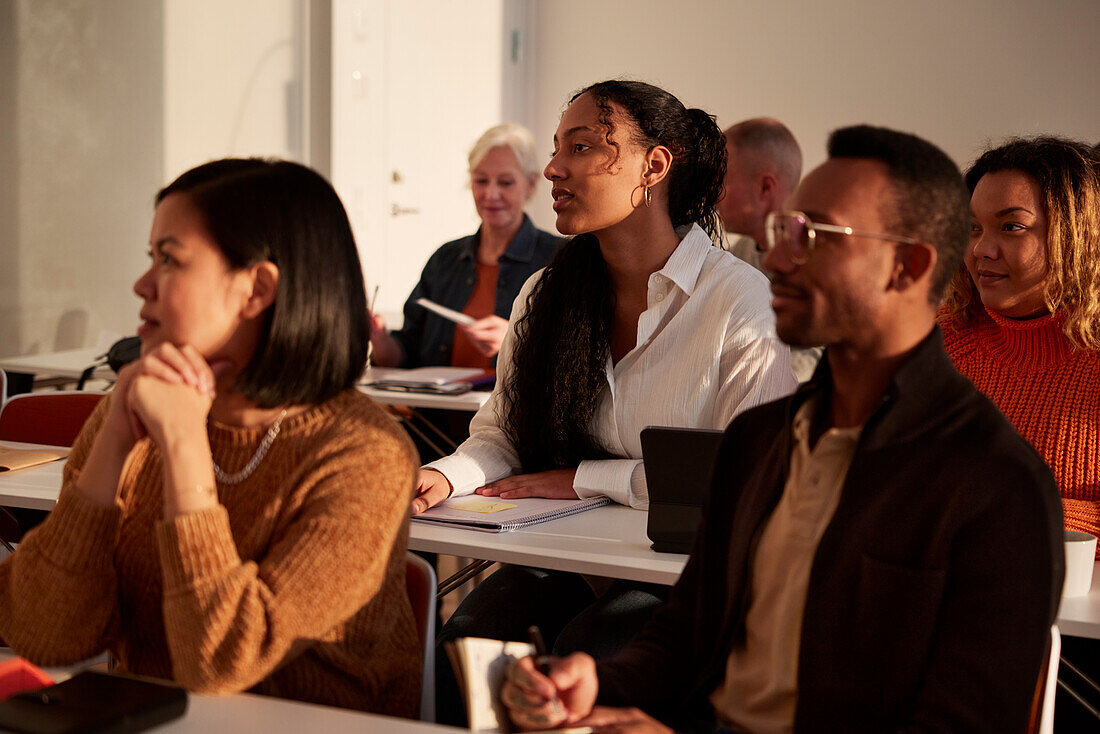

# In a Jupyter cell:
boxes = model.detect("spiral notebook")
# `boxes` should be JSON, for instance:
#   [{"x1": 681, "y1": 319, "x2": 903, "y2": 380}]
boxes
[{"x1": 412, "y1": 496, "x2": 611, "y2": 532}]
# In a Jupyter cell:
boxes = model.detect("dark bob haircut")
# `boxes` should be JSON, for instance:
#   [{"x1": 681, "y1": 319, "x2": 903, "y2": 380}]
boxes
[
  {"x1": 156, "y1": 158, "x2": 369, "y2": 408},
  {"x1": 828, "y1": 125, "x2": 970, "y2": 302}
]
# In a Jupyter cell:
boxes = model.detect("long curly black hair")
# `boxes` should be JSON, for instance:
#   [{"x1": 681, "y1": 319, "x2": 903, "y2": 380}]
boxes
[{"x1": 500, "y1": 80, "x2": 727, "y2": 473}]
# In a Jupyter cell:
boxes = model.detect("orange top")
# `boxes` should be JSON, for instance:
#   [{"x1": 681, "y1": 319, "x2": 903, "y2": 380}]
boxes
[
  {"x1": 450, "y1": 261, "x2": 499, "y2": 370},
  {"x1": 942, "y1": 307, "x2": 1100, "y2": 554}
]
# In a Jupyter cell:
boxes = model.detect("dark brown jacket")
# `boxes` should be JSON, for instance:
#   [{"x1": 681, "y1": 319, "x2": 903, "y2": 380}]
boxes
[{"x1": 598, "y1": 328, "x2": 1064, "y2": 733}]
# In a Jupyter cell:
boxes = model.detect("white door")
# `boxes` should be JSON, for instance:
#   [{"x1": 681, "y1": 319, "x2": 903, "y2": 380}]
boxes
[{"x1": 331, "y1": 0, "x2": 531, "y2": 323}]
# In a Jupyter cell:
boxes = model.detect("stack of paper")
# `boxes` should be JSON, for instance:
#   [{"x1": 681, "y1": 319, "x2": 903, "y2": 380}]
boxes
[
  {"x1": 413, "y1": 496, "x2": 612, "y2": 532},
  {"x1": 364, "y1": 367, "x2": 484, "y2": 395}
]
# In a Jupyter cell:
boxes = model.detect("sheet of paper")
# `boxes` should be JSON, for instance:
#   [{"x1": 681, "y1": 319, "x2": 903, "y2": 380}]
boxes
[
  {"x1": 416, "y1": 297, "x2": 476, "y2": 326},
  {"x1": 448, "y1": 499, "x2": 518, "y2": 514}
]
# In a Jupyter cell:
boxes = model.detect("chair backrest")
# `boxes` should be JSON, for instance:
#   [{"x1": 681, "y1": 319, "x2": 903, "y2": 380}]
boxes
[
  {"x1": 405, "y1": 552, "x2": 437, "y2": 722},
  {"x1": 0, "y1": 391, "x2": 106, "y2": 447},
  {"x1": 1028, "y1": 624, "x2": 1060, "y2": 734}
]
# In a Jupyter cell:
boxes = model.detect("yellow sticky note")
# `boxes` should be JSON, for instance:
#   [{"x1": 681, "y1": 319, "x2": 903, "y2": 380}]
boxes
[{"x1": 449, "y1": 498, "x2": 518, "y2": 514}]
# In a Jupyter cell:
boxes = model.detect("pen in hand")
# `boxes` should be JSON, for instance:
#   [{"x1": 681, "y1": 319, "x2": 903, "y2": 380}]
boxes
[{"x1": 528, "y1": 624, "x2": 551, "y2": 676}]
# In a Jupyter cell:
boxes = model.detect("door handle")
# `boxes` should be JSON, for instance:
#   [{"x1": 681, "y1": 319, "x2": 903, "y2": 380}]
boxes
[{"x1": 391, "y1": 203, "x2": 420, "y2": 216}]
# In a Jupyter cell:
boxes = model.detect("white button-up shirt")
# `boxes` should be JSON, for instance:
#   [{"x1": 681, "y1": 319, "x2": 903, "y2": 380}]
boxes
[{"x1": 425, "y1": 224, "x2": 797, "y2": 508}]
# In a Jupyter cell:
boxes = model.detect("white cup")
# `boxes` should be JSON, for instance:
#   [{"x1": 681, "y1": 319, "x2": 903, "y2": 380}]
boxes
[{"x1": 1063, "y1": 530, "x2": 1097, "y2": 598}]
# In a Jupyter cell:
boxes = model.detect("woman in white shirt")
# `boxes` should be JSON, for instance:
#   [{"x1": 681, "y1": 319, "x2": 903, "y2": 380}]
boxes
[
  {"x1": 425, "y1": 80, "x2": 796, "y2": 722},
  {"x1": 415, "y1": 81, "x2": 794, "y2": 513}
]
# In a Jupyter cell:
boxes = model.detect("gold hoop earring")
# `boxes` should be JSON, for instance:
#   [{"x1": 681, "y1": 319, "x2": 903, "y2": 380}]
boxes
[{"x1": 643, "y1": 185, "x2": 652, "y2": 208}]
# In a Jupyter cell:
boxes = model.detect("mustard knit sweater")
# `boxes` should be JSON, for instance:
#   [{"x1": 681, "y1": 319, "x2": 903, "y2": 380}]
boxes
[
  {"x1": 942, "y1": 308, "x2": 1100, "y2": 553},
  {"x1": 0, "y1": 389, "x2": 421, "y2": 716}
]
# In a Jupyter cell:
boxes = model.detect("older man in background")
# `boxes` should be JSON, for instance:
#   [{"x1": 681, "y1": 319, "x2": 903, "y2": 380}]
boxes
[{"x1": 720, "y1": 118, "x2": 819, "y2": 379}]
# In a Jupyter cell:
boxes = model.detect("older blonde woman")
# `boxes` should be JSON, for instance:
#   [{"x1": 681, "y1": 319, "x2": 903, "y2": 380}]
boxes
[
  {"x1": 940, "y1": 136, "x2": 1100, "y2": 548},
  {"x1": 370, "y1": 123, "x2": 562, "y2": 369}
]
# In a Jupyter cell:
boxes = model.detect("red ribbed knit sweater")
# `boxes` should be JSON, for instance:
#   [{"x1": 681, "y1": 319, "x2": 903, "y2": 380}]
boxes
[{"x1": 942, "y1": 308, "x2": 1100, "y2": 555}]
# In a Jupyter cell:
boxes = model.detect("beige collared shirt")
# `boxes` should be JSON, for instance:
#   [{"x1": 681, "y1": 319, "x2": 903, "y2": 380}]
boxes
[{"x1": 710, "y1": 398, "x2": 862, "y2": 733}]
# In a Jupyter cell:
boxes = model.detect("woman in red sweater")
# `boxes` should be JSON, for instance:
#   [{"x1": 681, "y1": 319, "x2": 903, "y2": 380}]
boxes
[{"x1": 940, "y1": 136, "x2": 1100, "y2": 550}]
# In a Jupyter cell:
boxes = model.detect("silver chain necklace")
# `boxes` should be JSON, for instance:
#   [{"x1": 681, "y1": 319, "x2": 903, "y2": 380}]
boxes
[{"x1": 210, "y1": 409, "x2": 288, "y2": 484}]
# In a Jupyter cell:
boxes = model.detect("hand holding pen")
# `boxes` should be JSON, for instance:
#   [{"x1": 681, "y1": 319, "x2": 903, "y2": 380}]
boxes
[{"x1": 500, "y1": 627, "x2": 599, "y2": 731}]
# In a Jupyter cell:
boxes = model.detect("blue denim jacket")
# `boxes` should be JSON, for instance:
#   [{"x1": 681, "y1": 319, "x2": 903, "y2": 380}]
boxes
[{"x1": 391, "y1": 215, "x2": 563, "y2": 367}]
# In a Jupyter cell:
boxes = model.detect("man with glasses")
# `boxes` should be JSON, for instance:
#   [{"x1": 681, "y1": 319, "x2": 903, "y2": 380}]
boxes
[{"x1": 501, "y1": 126, "x2": 1064, "y2": 733}]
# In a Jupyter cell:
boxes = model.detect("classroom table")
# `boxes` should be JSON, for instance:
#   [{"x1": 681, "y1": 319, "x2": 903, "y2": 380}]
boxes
[
  {"x1": 358, "y1": 373, "x2": 492, "y2": 460},
  {"x1": 1057, "y1": 562, "x2": 1100, "y2": 639},
  {"x1": 0, "y1": 651, "x2": 460, "y2": 733},
  {"x1": 359, "y1": 367, "x2": 493, "y2": 412},
  {"x1": 4, "y1": 449, "x2": 1100, "y2": 640},
  {"x1": 410, "y1": 504, "x2": 687, "y2": 587},
  {"x1": 360, "y1": 385, "x2": 491, "y2": 412},
  {"x1": 158, "y1": 692, "x2": 461, "y2": 733},
  {"x1": 358, "y1": 384, "x2": 489, "y2": 458},
  {"x1": 0, "y1": 347, "x2": 114, "y2": 384},
  {"x1": 0, "y1": 442, "x2": 67, "y2": 512}
]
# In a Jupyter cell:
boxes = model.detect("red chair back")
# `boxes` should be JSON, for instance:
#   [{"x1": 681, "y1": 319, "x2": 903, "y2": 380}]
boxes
[
  {"x1": 405, "y1": 552, "x2": 437, "y2": 721},
  {"x1": 0, "y1": 392, "x2": 105, "y2": 447}
]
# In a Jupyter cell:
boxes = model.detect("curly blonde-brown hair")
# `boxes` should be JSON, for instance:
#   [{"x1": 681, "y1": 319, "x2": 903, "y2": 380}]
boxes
[{"x1": 940, "y1": 136, "x2": 1100, "y2": 350}]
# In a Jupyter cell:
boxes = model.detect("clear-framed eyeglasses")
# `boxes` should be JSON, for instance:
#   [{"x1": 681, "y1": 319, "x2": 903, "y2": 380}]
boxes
[{"x1": 763, "y1": 210, "x2": 920, "y2": 265}]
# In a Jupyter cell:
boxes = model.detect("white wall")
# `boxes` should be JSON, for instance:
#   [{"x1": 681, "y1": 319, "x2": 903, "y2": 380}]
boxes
[
  {"x1": 528, "y1": 0, "x2": 1100, "y2": 233},
  {"x1": 0, "y1": 0, "x2": 163, "y2": 358},
  {"x1": 163, "y1": 0, "x2": 306, "y2": 181},
  {"x1": 0, "y1": 0, "x2": 318, "y2": 360},
  {"x1": 3, "y1": 0, "x2": 1097, "y2": 359}
]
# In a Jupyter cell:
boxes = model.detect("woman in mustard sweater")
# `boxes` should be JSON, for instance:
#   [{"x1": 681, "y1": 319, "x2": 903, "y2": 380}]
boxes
[
  {"x1": 940, "y1": 137, "x2": 1100, "y2": 551},
  {"x1": 0, "y1": 160, "x2": 421, "y2": 715}
]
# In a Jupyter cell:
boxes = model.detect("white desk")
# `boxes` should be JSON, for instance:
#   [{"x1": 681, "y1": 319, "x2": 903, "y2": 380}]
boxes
[
  {"x1": 162, "y1": 690, "x2": 460, "y2": 733},
  {"x1": 5, "y1": 455, "x2": 1100, "y2": 639},
  {"x1": 0, "y1": 448, "x2": 684, "y2": 585},
  {"x1": 0, "y1": 651, "x2": 459, "y2": 733},
  {"x1": 409, "y1": 505, "x2": 687, "y2": 586},
  {"x1": 1057, "y1": 562, "x2": 1100, "y2": 639},
  {"x1": 359, "y1": 367, "x2": 493, "y2": 413},
  {"x1": 0, "y1": 347, "x2": 114, "y2": 382},
  {"x1": 360, "y1": 385, "x2": 491, "y2": 412},
  {"x1": 0, "y1": 442, "x2": 67, "y2": 511}
]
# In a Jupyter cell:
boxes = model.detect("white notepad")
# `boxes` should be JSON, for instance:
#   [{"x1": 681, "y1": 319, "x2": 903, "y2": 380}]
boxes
[
  {"x1": 412, "y1": 495, "x2": 611, "y2": 532},
  {"x1": 416, "y1": 297, "x2": 476, "y2": 325},
  {"x1": 447, "y1": 637, "x2": 597, "y2": 733}
]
